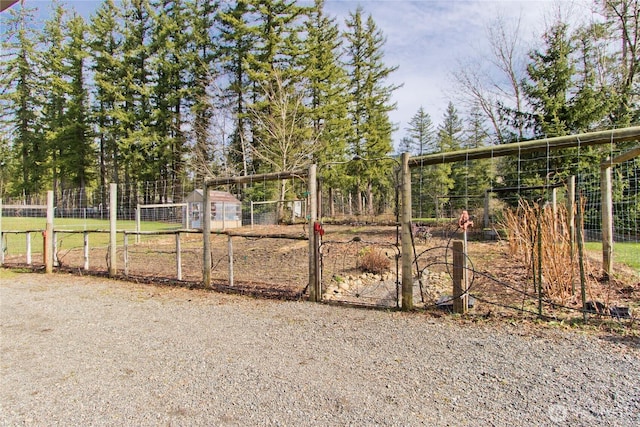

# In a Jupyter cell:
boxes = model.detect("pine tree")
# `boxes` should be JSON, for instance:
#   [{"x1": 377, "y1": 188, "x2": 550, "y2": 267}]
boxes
[
  {"x1": 435, "y1": 102, "x2": 462, "y2": 214},
  {"x1": 59, "y1": 12, "x2": 95, "y2": 205},
  {"x1": 150, "y1": 0, "x2": 190, "y2": 201},
  {"x1": 119, "y1": 0, "x2": 154, "y2": 208},
  {"x1": 39, "y1": 4, "x2": 95, "y2": 205},
  {"x1": 522, "y1": 22, "x2": 575, "y2": 138},
  {"x1": 245, "y1": 0, "x2": 311, "y2": 179},
  {"x1": 343, "y1": 6, "x2": 399, "y2": 215},
  {"x1": 405, "y1": 106, "x2": 435, "y2": 217},
  {"x1": 303, "y1": 0, "x2": 351, "y2": 215},
  {"x1": 39, "y1": 3, "x2": 68, "y2": 199},
  {"x1": 600, "y1": 0, "x2": 640, "y2": 126},
  {"x1": 461, "y1": 107, "x2": 493, "y2": 212},
  {"x1": 185, "y1": 0, "x2": 220, "y2": 181},
  {"x1": 0, "y1": 2, "x2": 44, "y2": 198},
  {"x1": 89, "y1": 0, "x2": 124, "y2": 204},
  {"x1": 217, "y1": 0, "x2": 256, "y2": 176}
]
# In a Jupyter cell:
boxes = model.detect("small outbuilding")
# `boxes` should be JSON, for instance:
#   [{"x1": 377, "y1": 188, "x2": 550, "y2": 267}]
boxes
[{"x1": 185, "y1": 189, "x2": 242, "y2": 229}]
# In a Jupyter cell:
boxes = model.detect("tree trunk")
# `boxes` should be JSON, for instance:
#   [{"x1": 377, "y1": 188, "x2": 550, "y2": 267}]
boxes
[
  {"x1": 277, "y1": 178, "x2": 286, "y2": 223},
  {"x1": 329, "y1": 187, "x2": 335, "y2": 217},
  {"x1": 367, "y1": 180, "x2": 374, "y2": 215}
]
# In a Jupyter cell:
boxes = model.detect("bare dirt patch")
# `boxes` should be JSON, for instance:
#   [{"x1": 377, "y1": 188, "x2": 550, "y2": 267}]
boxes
[{"x1": 3, "y1": 223, "x2": 638, "y2": 322}]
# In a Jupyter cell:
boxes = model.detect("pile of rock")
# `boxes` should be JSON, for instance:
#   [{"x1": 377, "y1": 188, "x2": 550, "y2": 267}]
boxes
[{"x1": 323, "y1": 272, "x2": 396, "y2": 301}]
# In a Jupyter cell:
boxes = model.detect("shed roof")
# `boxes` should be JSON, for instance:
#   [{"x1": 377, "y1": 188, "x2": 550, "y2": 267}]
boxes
[{"x1": 186, "y1": 189, "x2": 241, "y2": 204}]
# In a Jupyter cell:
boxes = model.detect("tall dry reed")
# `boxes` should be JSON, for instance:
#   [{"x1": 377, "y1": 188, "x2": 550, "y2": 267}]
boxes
[{"x1": 501, "y1": 198, "x2": 589, "y2": 305}]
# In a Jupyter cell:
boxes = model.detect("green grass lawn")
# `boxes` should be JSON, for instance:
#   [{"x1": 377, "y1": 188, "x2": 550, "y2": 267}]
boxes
[
  {"x1": 1, "y1": 217, "x2": 182, "y2": 255},
  {"x1": 584, "y1": 241, "x2": 640, "y2": 273}
]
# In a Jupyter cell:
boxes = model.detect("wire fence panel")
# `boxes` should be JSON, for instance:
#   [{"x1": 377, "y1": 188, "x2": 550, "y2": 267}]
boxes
[
  {"x1": 214, "y1": 231, "x2": 309, "y2": 298},
  {"x1": 319, "y1": 225, "x2": 401, "y2": 308},
  {"x1": 407, "y1": 142, "x2": 639, "y2": 321}
]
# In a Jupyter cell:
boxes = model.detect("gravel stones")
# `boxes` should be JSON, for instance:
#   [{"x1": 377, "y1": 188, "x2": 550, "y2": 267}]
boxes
[{"x1": 1, "y1": 272, "x2": 639, "y2": 426}]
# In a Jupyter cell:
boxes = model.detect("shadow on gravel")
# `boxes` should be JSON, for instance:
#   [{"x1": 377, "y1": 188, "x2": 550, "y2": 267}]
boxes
[
  {"x1": 599, "y1": 334, "x2": 640, "y2": 350},
  {"x1": 3, "y1": 264, "x2": 308, "y2": 302}
]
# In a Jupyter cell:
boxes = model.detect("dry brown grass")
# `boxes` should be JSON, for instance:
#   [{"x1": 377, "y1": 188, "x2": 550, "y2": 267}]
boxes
[
  {"x1": 357, "y1": 247, "x2": 391, "y2": 275},
  {"x1": 501, "y1": 199, "x2": 590, "y2": 305}
]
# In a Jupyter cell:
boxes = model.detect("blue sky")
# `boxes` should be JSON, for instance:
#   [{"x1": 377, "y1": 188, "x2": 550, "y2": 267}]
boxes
[{"x1": 3, "y1": 0, "x2": 594, "y2": 143}]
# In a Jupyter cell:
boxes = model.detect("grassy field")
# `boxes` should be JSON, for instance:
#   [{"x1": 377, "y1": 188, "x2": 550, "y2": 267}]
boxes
[
  {"x1": 584, "y1": 241, "x2": 640, "y2": 273},
  {"x1": 1, "y1": 217, "x2": 182, "y2": 255}
]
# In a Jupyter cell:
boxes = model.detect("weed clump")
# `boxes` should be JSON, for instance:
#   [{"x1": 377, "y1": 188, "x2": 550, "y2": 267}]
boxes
[{"x1": 358, "y1": 247, "x2": 391, "y2": 275}]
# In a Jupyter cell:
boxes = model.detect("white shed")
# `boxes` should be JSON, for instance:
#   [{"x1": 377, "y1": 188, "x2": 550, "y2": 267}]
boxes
[{"x1": 185, "y1": 189, "x2": 242, "y2": 229}]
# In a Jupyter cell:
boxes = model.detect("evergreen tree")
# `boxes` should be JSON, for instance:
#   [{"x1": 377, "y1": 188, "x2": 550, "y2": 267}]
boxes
[
  {"x1": 343, "y1": 6, "x2": 399, "y2": 215},
  {"x1": 39, "y1": 3, "x2": 68, "y2": 199},
  {"x1": 461, "y1": 107, "x2": 493, "y2": 212},
  {"x1": 38, "y1": 4, "x2": 94, "y2": 205},
  {"x1": 245, "y1": 0, "x2": 311, "y2": 178},
  {"x1": 59, "y1": 13, "x2": 94, "y2": 205},
  {"x1": 600, "y1": 0, "x2": 640, "y2": 126},
  {"x1": 571, "y1": 24, "x2": 611, "y2": 132},
  {"x1": 119, "y1": 0, "x2": 154, "y2": 207},
  {"x1": 405, "y1": 106, "x2": 435, "y2": 217},
  {"x1": 509, "y1": 21, "x2": 604, "y2": 192},
  {"x1": 435, "y1": 102, "x2": 461, "y2": 214},
  {"x1": 303, "y1": 0, "x2": 351, "y2": 215},
  {"x1": 0, "y1": 2, "x2": 46, "y2": 198},
  {"x1": 150, "y1": 0, "x2": 190, "y2": 201},
  {"x1": 185, "y1": 0, "x2": 220, "y2": 181},
  {"x1": 522, "y1": 22, "x2": 574, "y2": 138},
  {"x1": 217, "y1": 0, "x2": 256, "y2": 176},
  {"x1": 244, "y1": 0, "x2": 309, "y2": 87},
  {"x1": 89, "y1": 0, "x2": 124, "y2": 203}
]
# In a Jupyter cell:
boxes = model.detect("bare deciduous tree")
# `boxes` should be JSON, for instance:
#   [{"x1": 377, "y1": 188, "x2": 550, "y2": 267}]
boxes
[
  {"x1": 249, "y1": 72, "x2": 324, "y2": 220},
  {"x1": 452, "y1": 14, "x2": 527, "y2": 143}
]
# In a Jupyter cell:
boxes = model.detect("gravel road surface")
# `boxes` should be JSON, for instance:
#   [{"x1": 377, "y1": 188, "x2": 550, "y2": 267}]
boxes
[{"x1": 1, "y1": 271, "x2": 639, "y2": 426}]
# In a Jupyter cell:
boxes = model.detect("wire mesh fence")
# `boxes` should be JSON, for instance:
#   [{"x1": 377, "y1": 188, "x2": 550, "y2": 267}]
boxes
[
  {"x1": 408, "y1": 141, "x2": 639, "y2": 321},
  {"x1": 1, "y1": 135, "x2": 638, "y2": 319}
]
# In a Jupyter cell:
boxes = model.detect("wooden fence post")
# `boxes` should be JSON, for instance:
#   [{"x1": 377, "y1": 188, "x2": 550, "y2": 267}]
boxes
[
  {"x1": 135, "y1": 204, "x2": 141, "y2": 244},
  {"x1": 0, "y1": 198, "x2": 3, "y2": 266},
  {"x1": 203, "y1": 185, "x2": 212, "y2": 287},
  {"x1": 308, "y1": 164, "x2": 318, "y2": 302},
  {"x1": 83, "y1": 231, "x2": 89, "y2": 271},
  {"x1": 567, "y1": 176, "x2": 576, "y2": 295},
  {"x1": 53, "y1": 232, "x2": 58, "y2": 267},
  {"x1": 452, "y1": 240, "x2": 468, "y2": 314},
  {"x1": 109, "y1": 183, "x2": 117, "y2": 277},
  {"x1": 601, "y1": 159, "x2": 613, "y2": 278},
  {"x1": 228, "y1": 234, "x2": 234, "y2": 287},
  {"x1": 401, "y1": 152, "x2": 413, "y2": 310},
  {"x1": 123, "y1": 232, "x2": 129, "y2": 276},
  {"x1": 45, "y1": 191, "x2": 54, "y2": 274},
  {"x1": 26, "y1": 232, "x2": 31, "y2": 265},
  {"x1": 176, "y1": 232, "x2": 182, "y2": 281}
]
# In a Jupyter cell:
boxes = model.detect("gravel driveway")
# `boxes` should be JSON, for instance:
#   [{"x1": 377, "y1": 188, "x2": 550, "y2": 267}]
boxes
[{"x1": 1, "y1": 271, "x2": 639, "y2": 426}]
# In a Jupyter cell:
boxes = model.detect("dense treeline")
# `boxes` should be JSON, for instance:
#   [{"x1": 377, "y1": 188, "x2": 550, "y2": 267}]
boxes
[
  {"x1": 1, "y1": 0, "x2": 638, "y2": 221},
  {"x1": 1, "y1": 0, "x2": 397, "y2": 213}
]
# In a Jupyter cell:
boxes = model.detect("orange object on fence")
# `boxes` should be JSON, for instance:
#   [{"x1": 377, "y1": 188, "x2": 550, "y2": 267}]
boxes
[{"x1": 458, "y1": 210, "x2": 473, "y2": 231}]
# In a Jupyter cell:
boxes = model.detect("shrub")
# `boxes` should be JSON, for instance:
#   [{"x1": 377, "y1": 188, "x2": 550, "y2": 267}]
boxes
[{"x1": 358, "y1": 247, "x2": 391, "y2": 274}]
